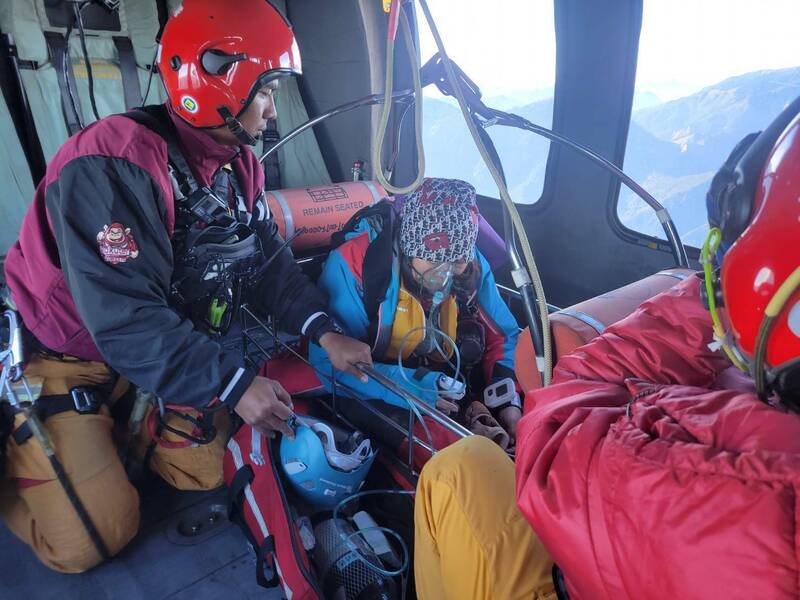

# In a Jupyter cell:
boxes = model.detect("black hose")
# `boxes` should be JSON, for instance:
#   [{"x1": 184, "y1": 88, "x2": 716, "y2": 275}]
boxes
[
  {"x1": 479, "y1": 108, "x2": 690, "y2": 268},
  {"x1": 74, "y1": 2, "x2": 101, "y2": 122},
  {"x1": 472, "y1": 113, "x2": 546, "y2": 356},
  {"x1": 142, "y1": 46, "x2": 158, "y2": 106},
  {"x1": 62, "y1": 21, "x2": 85, "y2": 131}
]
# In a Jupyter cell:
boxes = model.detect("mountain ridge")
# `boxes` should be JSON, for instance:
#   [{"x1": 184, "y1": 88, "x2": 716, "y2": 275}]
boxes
[{"x1": 422, "y1": 65, "x2": 800, "y2": 247}]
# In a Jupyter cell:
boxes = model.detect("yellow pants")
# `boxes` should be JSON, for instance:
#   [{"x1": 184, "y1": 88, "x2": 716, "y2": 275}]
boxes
[
  {"x1": 414, "y1": 436, "x2": 555, "y2": 600},
  {"x1": 135, "y1": 405, "x2": 230, "y2": 491},
  {"x1": 0, "y1": 354, "x2": 227, "y2": 573}
]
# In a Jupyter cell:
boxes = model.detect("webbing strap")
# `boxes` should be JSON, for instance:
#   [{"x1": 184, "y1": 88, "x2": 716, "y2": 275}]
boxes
[
  {"x1": 262, "y1": 120, "x2": 281, "y2": 191},
  {"x1": 556, "y1": 308, "x2": 606, "y2": 334},
  {"x1": 256, "y1": 535, "x2": 280, "y2": 588},
  {"x1": 227, "y1": 168, "x2": 250, "y2": 222},
  {"x1": 46, "y1": 435, "x2": 112, "y2": 561},
  {"x1": 120, "y1": 105, "x2": 200, "y2": 196},
  {"x1": 212, "y1": 167, "x2": 248, "y2": 222},
  {"x1": 227, "y1": 464, "x2": 255, "y2": 523},
  {"x1": 44, "y1": 31, "x2": 83, "y2": 135},
  {"x1": 112, "y1": 37, "x2": 143, "y2": 110},
  {"x1": 226, "y1": 464, "x2": 279, "y2": 588}
]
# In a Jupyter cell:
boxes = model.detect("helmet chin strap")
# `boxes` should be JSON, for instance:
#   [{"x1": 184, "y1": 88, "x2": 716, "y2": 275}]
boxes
[{"x1": 217, "y1": 106, "x2": 259, "y2": 146}]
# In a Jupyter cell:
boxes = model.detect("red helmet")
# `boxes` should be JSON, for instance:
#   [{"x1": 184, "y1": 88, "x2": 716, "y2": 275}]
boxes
[
  {"x1": 158, "y1": 0, "x2": 301, "y2": 139},
  {"x1": 720, "y1": 111, "x2": 800, "y2": 395}
]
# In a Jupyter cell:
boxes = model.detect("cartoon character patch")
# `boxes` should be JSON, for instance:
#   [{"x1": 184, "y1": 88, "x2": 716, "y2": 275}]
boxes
[{"x1": 97, "y1": 222, "x2": 139, "y2": 265}]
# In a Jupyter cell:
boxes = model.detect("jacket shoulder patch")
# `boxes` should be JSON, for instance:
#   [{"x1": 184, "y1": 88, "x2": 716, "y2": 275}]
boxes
[{"x1": 97, "y1": 222, "x2": 139, "y2": 264}]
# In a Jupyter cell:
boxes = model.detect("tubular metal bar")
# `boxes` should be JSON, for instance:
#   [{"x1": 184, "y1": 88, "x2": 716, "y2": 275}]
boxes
[
  {"x1": 496, "y1": 285, "x2": 561, "y2": 314},
  {"x1": 316, "y1": 393, "x2": 436, "y2": 459},
  {"x1": 260, "y1": 89, "x2": 416, "y2": 164},
  {"x1": 480, "y1": 112, "x2": 690, "y2": 268},
  {"x1": 355, "y1": 363, "x2": 472, "y2": 439}
]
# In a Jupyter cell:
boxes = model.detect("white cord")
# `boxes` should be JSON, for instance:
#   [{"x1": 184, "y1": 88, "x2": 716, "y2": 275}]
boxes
[
  {"x1": 415, "y1": 0, "x2": 554, "y2": 385},
  {"x1": 373, "y1": 4, "x2": 426, "y2": 195}
]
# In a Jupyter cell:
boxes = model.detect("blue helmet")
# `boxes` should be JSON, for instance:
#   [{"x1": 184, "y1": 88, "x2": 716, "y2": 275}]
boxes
[{"x1": 280, "y1": 415, "x2": 376, "y2": 509}]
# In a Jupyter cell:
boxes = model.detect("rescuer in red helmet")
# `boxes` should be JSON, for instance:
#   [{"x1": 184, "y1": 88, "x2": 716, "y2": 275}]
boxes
[
  {"x1": 1, "y1": 0, "x2": 371, "y2": 572},
  {"x1": 413, "y1": 102, "x2": 800, "y2": 599}
]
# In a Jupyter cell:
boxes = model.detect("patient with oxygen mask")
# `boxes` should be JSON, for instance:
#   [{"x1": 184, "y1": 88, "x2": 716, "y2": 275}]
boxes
[{"x1": 309, "y1": 177, "x2": 522, "y2": 451}]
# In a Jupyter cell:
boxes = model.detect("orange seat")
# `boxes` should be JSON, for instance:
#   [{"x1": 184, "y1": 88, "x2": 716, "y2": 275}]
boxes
[{"x1": 515, "y1": 269, "x2": 695, "y2": 395}]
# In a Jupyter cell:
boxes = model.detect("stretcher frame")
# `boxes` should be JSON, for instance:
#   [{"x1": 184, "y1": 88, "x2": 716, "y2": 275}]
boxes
[{"x1": 238, "y1": 304, "x2": 471, "y2": 477}]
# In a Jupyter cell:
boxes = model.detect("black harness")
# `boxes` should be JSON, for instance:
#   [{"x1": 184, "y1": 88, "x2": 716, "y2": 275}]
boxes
[{"x1": 121, "y1": 105, "x2": 265, "y2": 333}]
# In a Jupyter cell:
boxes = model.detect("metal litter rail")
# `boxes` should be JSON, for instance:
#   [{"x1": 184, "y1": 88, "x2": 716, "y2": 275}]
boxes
[
  {"x1": 239, "y1": 305, "x2": 469, "y2": 473},
  {"x1": 355, "y1": 363, "x2": 472, "y2": 440}
]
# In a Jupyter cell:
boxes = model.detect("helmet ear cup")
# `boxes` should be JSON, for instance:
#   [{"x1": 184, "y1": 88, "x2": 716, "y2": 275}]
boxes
[
  {"x1": 706, "y1": 131, "x2": 759, "y2": 247},
  {"x1": 709, "y1": 98, "x2": 800, "y2": 251},
  {"x1": 717, "y1": 178, "x2": 754, "y2": 247}
]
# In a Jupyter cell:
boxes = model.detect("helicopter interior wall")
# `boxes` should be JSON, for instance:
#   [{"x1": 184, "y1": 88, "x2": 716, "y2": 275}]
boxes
[
  {"x1": 286, "y1": 0, "x2": 378, "y2": 183},
  {"x1": 476, "y1": 0, "x2": 696, "y2": 308}
]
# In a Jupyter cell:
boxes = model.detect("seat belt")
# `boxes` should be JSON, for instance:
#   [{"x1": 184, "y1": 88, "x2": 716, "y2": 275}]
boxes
[
  {"x1": 43, "y1": 31, "x2": 84, "y2": 135},
  {"x1": 112, "y1": 37, "x2": 143, "y2": 110},
  {"x1": 262, "y1": 119, "x2": 281, "y2": 191}
]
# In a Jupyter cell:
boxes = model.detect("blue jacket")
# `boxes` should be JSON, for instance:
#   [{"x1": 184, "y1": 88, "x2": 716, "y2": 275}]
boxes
[{"x1": 309, "y1": 208, "x2": 519, "y2": 409}]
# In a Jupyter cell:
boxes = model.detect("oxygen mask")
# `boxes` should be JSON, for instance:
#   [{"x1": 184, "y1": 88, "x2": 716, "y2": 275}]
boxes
[{"x1": 413, "y1": 262, "x2": 455, "y2": 306}]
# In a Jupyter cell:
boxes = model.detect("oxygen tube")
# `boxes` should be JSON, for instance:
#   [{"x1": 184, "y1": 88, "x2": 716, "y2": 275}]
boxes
[
  {"x1": 377, "y1": 0, "x2": 554, "y2": 384},
  {"x1": 333, "y1": 489, "x2": 414, "y2": 580}
]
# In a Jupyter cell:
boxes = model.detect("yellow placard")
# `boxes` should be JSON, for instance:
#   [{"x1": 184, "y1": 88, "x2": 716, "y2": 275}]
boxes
[{"x1": 383, "y1": 0, "x2": 392, "y2": 14}]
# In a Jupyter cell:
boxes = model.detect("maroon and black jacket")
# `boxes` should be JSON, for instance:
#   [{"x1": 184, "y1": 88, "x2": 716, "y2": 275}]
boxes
[{"x1": 4, "y1": 106, "x2": 332, "y2": 409}]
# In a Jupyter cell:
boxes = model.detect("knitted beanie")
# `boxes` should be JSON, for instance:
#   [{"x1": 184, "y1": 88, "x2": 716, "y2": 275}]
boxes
[{"x1": 398, "y1": 178, "x2": 479, "y2": 263}]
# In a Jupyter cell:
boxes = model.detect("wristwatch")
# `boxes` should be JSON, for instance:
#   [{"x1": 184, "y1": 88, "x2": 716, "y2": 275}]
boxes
[{"x1": 308, "y1": 315, "x2": 344, "y2": 345}]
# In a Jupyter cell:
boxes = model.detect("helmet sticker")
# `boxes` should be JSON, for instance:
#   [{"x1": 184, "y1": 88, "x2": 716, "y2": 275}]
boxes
[
  {"x1": 789, "y1": 301, "x2": 800, "y2": 338},
  {"x1": 181, "y1": 95, "x2": 199, "y2": 113}
]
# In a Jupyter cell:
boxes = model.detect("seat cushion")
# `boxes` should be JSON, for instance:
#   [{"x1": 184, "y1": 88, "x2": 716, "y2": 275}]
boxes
[{"x1": 515, "y1": 269, "x2": 696, "y2": 395}]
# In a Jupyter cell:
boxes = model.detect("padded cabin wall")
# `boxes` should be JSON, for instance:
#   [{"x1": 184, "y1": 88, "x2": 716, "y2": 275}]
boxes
[
  {"x1": 269, "y1": 0, "x2": 331, "y2": 188},
  {"x1": 0, "y1": 0, "x2": 164, "y2": 257},
  {"x1": 287, "y1": 1, "x2": 375, "y2": 183},
  {"x1": 0, "y1": 0, "x2": 166, "y2": 162},
  {"x1": 0, "y1": 27, "x2": 33, "y2": 258},
  {"x1": 0, "y1": 90, "x2": 35, "y2": 258}
]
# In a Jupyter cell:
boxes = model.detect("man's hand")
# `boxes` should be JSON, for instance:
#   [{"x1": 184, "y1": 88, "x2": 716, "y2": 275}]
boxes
[
  {"x1": 234, "y1": 376, "x2": 295, "y2": 438},
  {"x1": 319, "y1": 332, "x2": 373, "y2": 383}
]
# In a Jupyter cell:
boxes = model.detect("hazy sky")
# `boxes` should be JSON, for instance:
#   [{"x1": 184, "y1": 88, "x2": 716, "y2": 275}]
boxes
[{"x1": 418, "y1": 0, "x2": 800, "y2": 100}]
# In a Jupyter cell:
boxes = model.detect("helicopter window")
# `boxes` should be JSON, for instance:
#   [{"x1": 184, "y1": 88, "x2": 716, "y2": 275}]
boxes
[
  {"x1": 617, "y1": 0, "x2": 800, "y2": 248},
  {"x1": 419, "y1": 0, "x2": 555, "y2": 204}
]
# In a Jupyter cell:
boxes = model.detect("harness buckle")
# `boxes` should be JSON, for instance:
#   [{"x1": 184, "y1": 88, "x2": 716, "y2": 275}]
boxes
[
  {"x1": 70, "y1": 387, "x2": 100, "y2": 415},
  {"x1": 187, "y1": 187, "x2": 235, "y2": 226}
]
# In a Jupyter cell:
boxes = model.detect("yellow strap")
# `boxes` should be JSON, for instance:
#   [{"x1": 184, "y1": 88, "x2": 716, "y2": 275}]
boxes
[{"x1": 765, "y1": 267, "x2": 800, "y2": 318}]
